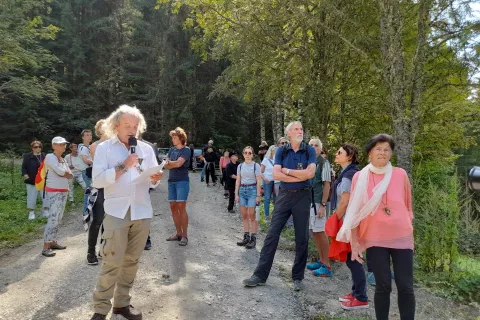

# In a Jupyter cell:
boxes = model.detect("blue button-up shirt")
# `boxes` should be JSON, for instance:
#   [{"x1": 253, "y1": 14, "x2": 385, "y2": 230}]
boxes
[{"x1": 274, "y1": 143, "x2": 316, "y2": 190}]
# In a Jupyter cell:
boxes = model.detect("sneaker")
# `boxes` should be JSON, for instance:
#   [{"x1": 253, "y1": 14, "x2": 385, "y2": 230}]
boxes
[
  {"x1": 28, "y1": 212, "x2": 35, "y2": 220},
  {"x1": 237, "y1": 233, "x2": 250, "y2": 246},
  {"x1": 144, "y1": 240, "x2": 152, "y2": 250},
  {"x1": 245, "y1": 235, "x2": 256, "y2": 249},
  {"x1": 50, "y1": 243, "x2": 67, "y2": 250},
  {"x1": 341, "y1": 298, "x2": 369, "y2": 310},
  {"x1": 213, "y1": 183, "x2": 217, "y2": 187},
  {"x1": 306, "y1": 260, "x2": 325, "y2": 270},
  {"x1": 41, "y1": 248, "x2": 56, "y2": 257},
  {"x1": 293, "y1": 280, "x2": 303, "y2": 291},
  {"x1": 367, "y1": 272, "x2": 376, "y2": 286},
  {"x1": 112, "y1": 305, "x2": 142, "y2": 320},
  {"x1": 90, "y1": 313, "x2": 106, "y2": 320},
  {"x1": 339, "y1": 293, "x2": 355, "y2": 302},
  {"x1": 207, "y1": 183, "x2": 210, "y2": 187},
  {"x1": 228, "y1": 209, "x2": 235, "y2": 213},
  {"x1": 43, "y1": 210, "x2": 50, "y2": 218},
  {"x1": 242, "y1": 275, "x2": 266, "y2": 287},
  {"x1": 313, "y1": 266, "x2": 332, "y2": 277},
  {"x1": 87, "y1": 252, "x2": 99, "y2": 265}
]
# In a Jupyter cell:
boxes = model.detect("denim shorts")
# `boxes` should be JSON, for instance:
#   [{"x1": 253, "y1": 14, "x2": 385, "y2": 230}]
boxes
[
  {"x1": 168, "y1": 181, "x2": 190, "y2": 202},
  {"x1": 239, "y1": 185, "x2": 257, "y2": 207}
]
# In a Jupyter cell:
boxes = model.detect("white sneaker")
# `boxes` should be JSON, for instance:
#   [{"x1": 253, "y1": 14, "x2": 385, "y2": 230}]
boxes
[
  {"x1": 43, "y1": 210, "x2": 50, "y2": 218},
  {"x1": 28, "y1": 212, "x2": 35, "y2": 220}
]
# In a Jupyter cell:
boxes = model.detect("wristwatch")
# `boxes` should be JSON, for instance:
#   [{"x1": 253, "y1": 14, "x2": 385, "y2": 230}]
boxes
[
  {"x1": 115, "y1": 162, "x2": 128, "y2": 174},
  {"x1": 321, "y1": 202, "x2": 327, "y2": 207}
]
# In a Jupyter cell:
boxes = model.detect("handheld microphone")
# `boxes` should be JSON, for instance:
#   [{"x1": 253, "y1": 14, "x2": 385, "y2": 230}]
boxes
[{"x1": 128, "y1": 136, "x2": 137, "y2": 154}]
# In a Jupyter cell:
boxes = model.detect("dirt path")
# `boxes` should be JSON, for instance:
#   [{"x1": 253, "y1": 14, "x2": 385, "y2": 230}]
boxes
[{"x1": 0, "y1": 175, "x2": 478, "y2": 320}]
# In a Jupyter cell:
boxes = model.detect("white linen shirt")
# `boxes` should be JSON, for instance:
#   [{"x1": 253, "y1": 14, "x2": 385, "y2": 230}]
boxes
[{"x1": 92, "y1": 136, "x2": 160, "y2": 220}]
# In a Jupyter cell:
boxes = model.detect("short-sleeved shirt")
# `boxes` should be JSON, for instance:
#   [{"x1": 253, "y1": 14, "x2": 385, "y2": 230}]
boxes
[
  {"x1": 274, "y1": 143, "x2": 316, "y2": 190},
  {"x1": 261, "y1": 157, "x2": 275, "y2": 181},
  {"x1": 78, "y1": 144, "x2": 91, "y2": 170},
  {"x1": 311, "y1": 156, "x2": 332, "y2": 203},
  {"x1": 335, "y1": 176, "x2": 352, "y2": 208},
  {"x1": 167, "y1": 146, "x2": 191, "y2": 182},
  {"x1": 237, "y1": 162, "x2": 261, "y2": 185}
]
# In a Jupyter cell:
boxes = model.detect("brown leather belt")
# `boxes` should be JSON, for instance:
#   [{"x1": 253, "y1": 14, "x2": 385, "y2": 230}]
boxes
[
  {"x1": 240, "y1": 183, "x2": 257, "y2": 187},
  {"x1": 281, "y1": 187, "x2": 311, "y2": 193}
]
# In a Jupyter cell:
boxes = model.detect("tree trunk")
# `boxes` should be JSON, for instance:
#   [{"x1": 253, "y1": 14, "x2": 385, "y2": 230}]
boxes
[{"x1": 260, "y1": 107, "x2": 266, "y2": 142}]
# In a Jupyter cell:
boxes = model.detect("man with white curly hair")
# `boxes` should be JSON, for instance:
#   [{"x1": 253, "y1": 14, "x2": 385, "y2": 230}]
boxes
[{"x1": 90, "y1": 105, "x2": 163, "y2": 320}]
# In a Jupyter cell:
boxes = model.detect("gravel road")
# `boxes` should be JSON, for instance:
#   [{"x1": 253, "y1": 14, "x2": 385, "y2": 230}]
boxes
[{"x1": 0, "y1": 174, "x2": 478, "y2": 320}]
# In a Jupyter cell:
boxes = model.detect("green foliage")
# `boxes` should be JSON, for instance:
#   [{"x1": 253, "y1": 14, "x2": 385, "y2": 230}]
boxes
[{"x1": 413, "y1": 162, "x2": 459, "y2": 272}]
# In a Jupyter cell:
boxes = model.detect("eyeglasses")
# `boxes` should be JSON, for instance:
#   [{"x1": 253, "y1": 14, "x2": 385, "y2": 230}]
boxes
[
  {"x1": 337, "y1": 150, "x2": 345, "y2": 155},
  {"x1": 243, "y1": 152, "x2": 253, "y2": 155},
  {"x1": 33, "y1": 146, "x2": 41, "y2": 149},
  {"x1": 279, "y1": 142, "x2": 285, "y2": 145},
  {"x1": 309, "y1": 144, "x2": 319, "y2": 147}
]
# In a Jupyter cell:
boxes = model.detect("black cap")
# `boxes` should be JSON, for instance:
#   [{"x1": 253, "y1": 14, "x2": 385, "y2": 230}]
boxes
[{"x1": 229, "y1": 151, "x2": 238, "y2": 158}]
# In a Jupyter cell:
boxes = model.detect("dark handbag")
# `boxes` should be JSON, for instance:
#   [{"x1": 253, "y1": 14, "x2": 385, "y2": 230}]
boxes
[{"x1": 85, "y1": 166, "x2": 93, "y2": 179}]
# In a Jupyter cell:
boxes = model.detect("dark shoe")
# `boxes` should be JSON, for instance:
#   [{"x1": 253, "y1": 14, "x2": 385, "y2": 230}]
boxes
[
  {"x1": 293, "y1": 280, "x2": 303, "y2": 291},
  {"x1": 144, "y1": 240, "x2": 152, "y2": 250},
  {"x1": 50, "y1": 243, "x2": 67, "y2": 250},
  {"x1": 242, "y1": 275, "x2": 266, "y2": 287},
  {"x1": 41, "y1": 248, "x2": 56, "y2": 257},
  {"x1": 112, "y1": 305, "x2": 142, "y2": 320},
  {"x1": 90, "y1": 313, "x2": 106, "y2": 320},
  {"x1": 245, "y1": 235, "x2": 256, "y2": 249},
  {"x1": 87, "y1": 252, "x2": 99, "y2": 265},
  {"x1": 228, "y1": 209, "x2": 235, "y2": 213},
  {"x1": 236, "y1": 233, "x2": 250, "y2": 246}
]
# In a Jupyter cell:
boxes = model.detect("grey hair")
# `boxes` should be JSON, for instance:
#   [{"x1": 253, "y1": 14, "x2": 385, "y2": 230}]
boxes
[
  {"x1": 309, "y1": 138, "x2": 323, "y2": 152},
  {"x1": 277, "y1": 136, "x2": 286, "y2": 145},
  {"x1": 285, "y1": 121, "x2": 302, "y2": 135},
  {"x1": 267, "y1": 145, "x2": 276, "y2": 159},
  {"x1": 208, "y1": 140, "x2": 213, "y2": 145},
  {"x1": 104, "y1": 104, "x2": 147, "y2": 138}
]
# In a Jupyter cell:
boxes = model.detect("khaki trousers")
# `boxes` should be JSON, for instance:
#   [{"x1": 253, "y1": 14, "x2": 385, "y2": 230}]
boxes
[{"x1": 93, "y1": 210, "x2": 151, "y2": 315}]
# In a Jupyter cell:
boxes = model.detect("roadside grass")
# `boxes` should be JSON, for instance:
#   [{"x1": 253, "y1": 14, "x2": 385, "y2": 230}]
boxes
[{"x1": 0, "y1": 160, "x2": 83, "y2": 249}]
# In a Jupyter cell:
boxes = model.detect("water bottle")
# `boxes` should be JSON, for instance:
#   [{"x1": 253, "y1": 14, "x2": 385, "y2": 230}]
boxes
[{"x1": 255, "y1": 202, "x2": 261, "y2": 221}]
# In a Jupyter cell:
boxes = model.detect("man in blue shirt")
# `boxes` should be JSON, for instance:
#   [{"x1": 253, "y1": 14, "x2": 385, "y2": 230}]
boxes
[{"x1": 242, "y1": 121, "x2": 316, "y2": 291}]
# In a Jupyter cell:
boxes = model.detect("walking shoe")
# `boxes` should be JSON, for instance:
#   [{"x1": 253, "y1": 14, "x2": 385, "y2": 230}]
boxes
[
  {"x1": 90, "y1": 313, "x2": 106, "y2": 320},
  {"x1": 28, "y1": 212, "x2": 35, "y2": 220},
  {"x1": 313, "y1": 266, "x2": 332, "y2": 277},
  {"x1": 50, "y1": 243, "x2": 67, "y2": 250},
  {"x1": 87, "y1": 252, "x2": 99, "y2": 265},
  {"x1": 306, "y1": 260, "x2": 325, "y2": 270},
  {"x1": 341, "y1": 298, "x2": 369, "y2": 310},
  {"x1": 144, "y1": 240, "x2": 152, "y2": 250},
  {"x1": 339, "y1": 293, "x2": 355, "y2": 302},
  {"x1": 112, "y1": 305, "x2": 142, "y2": 320},
  {"x1": 228, "y1": 209, "x2": 235, "y2": 213},
  {"x1": 213, "y1": 183, "x2": 217, "y2": 187},
  {"x1": 41, "y1": 248, "x2": 56, "y2": 257},
  {"x1": 207, "y1": 183, "x2": 210, "y2": 187},
  {"x1": 367, "y1": 272, "x2": 376, "y2": 286},
  {"x1": 201, "y1": 179, "x2": 204, "y2": 182},
  {"x1": 293, "y1": 280, "x2": 303, "y2": 291},
  {"x1": 242, "y1": 275, "x2": 266, "y2": 287},
  {"x1": 236, "y1": 233, "x2": 250, "y2": 246},
  {"x1": 245, "y1": 235, "x2": 256, "y2": 249}
]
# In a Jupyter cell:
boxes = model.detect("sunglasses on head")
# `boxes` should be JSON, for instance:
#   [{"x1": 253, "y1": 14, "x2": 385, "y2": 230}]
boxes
[{"x1": 243, "y1": 151, "x2": 253, "y2": 155}]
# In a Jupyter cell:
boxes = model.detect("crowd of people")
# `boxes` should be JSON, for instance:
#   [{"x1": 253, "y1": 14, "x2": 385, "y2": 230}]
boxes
[{"x1": 21, "y1": 105, "x2": 415, "y2": 320}]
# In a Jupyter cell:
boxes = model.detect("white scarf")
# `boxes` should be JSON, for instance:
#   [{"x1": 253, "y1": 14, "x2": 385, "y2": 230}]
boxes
[{"x1": 336, "y1": 161, "x2": 393, "y2": 243}]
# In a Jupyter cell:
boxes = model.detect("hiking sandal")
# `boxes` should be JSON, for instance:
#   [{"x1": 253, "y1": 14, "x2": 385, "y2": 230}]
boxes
[
  {"x1": 166, "y1": 234, "x2": 182, "y2": 241},
  {"x1": 179, "y1": 237, "x2": 188, "y2": 246}
]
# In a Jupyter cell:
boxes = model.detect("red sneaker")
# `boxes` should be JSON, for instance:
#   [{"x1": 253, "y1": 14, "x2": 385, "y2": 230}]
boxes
[
  {"x1": 341, "y1": 298, "x2": 369, "y2": 310},
  {"x1": 338, "y1": 293, "x2": 354, "y2": 302}
]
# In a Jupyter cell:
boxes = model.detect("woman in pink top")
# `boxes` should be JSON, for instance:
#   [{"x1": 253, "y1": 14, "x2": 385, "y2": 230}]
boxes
[
  {"x1": 220, "y1": 151, "x2": 230, "y2": 198},
  {"x1": 337, "y1": 134, "x2": 415, "y2": 320}
]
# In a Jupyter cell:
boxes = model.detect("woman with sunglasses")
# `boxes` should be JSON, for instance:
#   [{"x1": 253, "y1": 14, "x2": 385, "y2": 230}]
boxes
[
  {"x1": 330, "y1": 144, "x2": 369, "y2": 310},
  {"x1": 338, "y1": 134, "x2": 415, "y2": 319},
  {"x1": 235, "y1": 146, "x2": 262, "y2": 249},
  {"x1": 22, "y1": 141, "x2": 49, "y2": 220}
]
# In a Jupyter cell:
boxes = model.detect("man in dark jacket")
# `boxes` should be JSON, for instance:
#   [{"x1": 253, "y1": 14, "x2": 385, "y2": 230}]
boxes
[
  {"x1": 203, "y1": 140, "x2": 218, "y2": 186},
  {"x1": 21, "y1": 140, "x2": 49, "y2": 220},
  {"x1": 225, "y1": 152, "x2": 239, "y2": 213}
]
